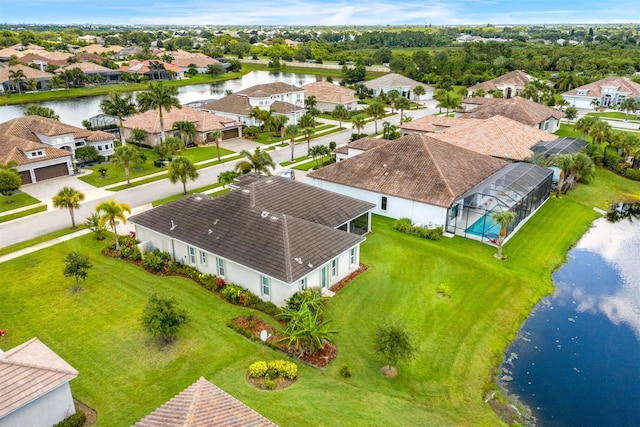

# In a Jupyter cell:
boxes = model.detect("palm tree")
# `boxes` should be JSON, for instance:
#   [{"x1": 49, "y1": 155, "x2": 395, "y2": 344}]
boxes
[
  {"x1": 309, "y1": 145, "x2": 330, "y2": 169},
  {"x1": 395, "y1": 97, "x2": 411, "y2": 125},
  {"x1": 352, "y1": 116, "x2": 366, "y2": 134},
  {"x1": 172, "y1": 120, "x2": 197, "y2": 146},
  {"x1": 95, "y1": 200, "x2": 131, "y2": 250},
  {"x1": 210, "y1": 129, "x2": 223, "y2": 161},
  {"x1": 50, "y1": 75, "x2": 64, "y2": 89},
  {"x1": 413, "y1": 85, "x2": 426, "y2": 106},
  {"x1": 553, "y1": 153, "x2": 575, "y2": 196},
  {"x1": 331, "y1": 105, "x2": 350, "y2": 129},
  {"x1": 100, "y1": 92, "x2": 137, "y2": 145},
  {"x1": 285, "y1": 124, "x2": 300, "y2": 162},
  {"x1": 298, "y1": 113, "x2": 315, "y2": 129},
  {"x1": 382, "y1": 121, "x2": 398, "y2": 140},
  {"x1": 235, "y1": 147, "x2": 276, "y2": 175},
  {"x1": 217, "y1": 170, "x2": 239, "y2": 188},
  {"x1": 575, "y1": 116, "x2": 598, "y2": 140},
  {"x1": 249, "y1": 106, "x2": 265, "y2": 128},
  {"x1": 304, "y1": 95, "x2": 317, "y2": 112},
  {"x1": 111, "y1": 145, "x2": 143, "y2": 186},
  {"x1": 590, "y1": 98, "x2": 601, "y2": 111},
  {"x1": 9, "y1": 69, "x2": 26, "y2": 94},
  {"x1": 491, "y1": 210, "x2": 517, "y2": 260},
  {"x1": 168, "y1": 156, "x2": 199, "y2": 195},
  {"x1": 366, "y1": 101, "x2": 386, "y2": 134},
  {"x1": 589, "y1": 120, "x2": 612, "y2": 145},
  {"x1": 387, "y1": 89, "x2": 400, "y2": 113},
  {"x1": 439, "y1": 91, "x2": 462, "y2": 116},
  {"x1": 620, "y1": 97, "x2": 640, "y2": 121},
  {"x1": 52, "y1": 187, "x2": 85, "y2": 229},
  {"x1": 137, "y1": 82, "x2": 182, "y2": 142},
  {"x1": 272, "y1": 115, "x2": 289, "y2": 145},
  {"x1": 262, "y1": 109, "x2": 274, "y2": 141},
  {"x1": 302, "y1": 127, "x2": 315, "y2": 156},
  {"x1": 24, "y1": 105, "x2": 59, "y2": 120},
  {"x1": 556, "y1": 72, "x2": 583, "y2": 92},
  {"x1": 24, "y1": 78, "x2": 37, "y2": 91}
]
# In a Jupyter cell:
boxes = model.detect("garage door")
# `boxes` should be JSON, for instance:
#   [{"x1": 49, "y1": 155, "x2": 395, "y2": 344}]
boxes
[
  {"x1": 222, "y1": 128, "x2": 240, "y2": 140},
  {"x1": 34, "y1": 163, "x2": 69, "y2": 182},
  {"x1": 19, "y1": 171, "x2": 32, "y2": 185}
]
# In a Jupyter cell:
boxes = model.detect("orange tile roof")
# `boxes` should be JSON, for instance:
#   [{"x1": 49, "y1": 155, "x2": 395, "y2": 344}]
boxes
[
  {"x1": 0, "y1": 64, "x2": 55, "y2": 83},
  {"x1": 79, "y1": 44, "x2": 123, "y2": 54},
  {"x1": 562, "y1": 76, "x2": 640, "y2": 97},
  {"x1": 133, "y1": 377, "x2": 277, "y2": 427},
  {"x1": 123, "y1": 105, "x2": 241, "y2": 134},
  {"x1": 302, "y1": 81, "x2": 357, "y2": 104},
  {"x1": 400, "y1": 115, "x2": 460, "y2": 133},
  {"x1": 309, "y1": 134, "x2": 507, "y2": 208},
  {"x1": 468, "y1": 70, "x2": 533, "y2": 91},
  {"x1": 0, "y1": 338, "x2": 78, "y2": 418},
  {"x1": 462, "y1": 96, "x2": 565, "y2": 125},
  {"x1": 57, "y1": 62, "x2": 114, "y2": 73}
]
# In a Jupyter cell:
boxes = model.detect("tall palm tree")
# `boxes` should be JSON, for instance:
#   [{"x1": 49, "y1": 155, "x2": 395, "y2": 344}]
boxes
[
  {"x1": 302, "y1": 127, "x2": 315, "y2": 156},
  {"x1": 553, "y1": 153, "x2": 575, "y2": 196},
  {"x1": 437, "y1": 91, "x2": 462, "y2": 116},
  {"x1": 95, "y1": 200, "x2": 131, "y2": 250},
  {"x1": 331, "y1": 105, "x2": 350, "y2": 129},
  {"x1": 352, "y1": 116, "x2": 366, "y2": 134},
  {"x1": 304, "y1": 95, "x2": 317, "y2": 112},
  {"x1": 100, "y1": 92, "x2": 137, "y2": 145},
  {"x1": 298, "y1": 113, "x2": 315, "y2": 129},
  {"x1": 491, "y1": 210, "x2": 517, "y2": 260},
  {"x1": 620, "y1": 97, "x2": 640, "y2": 121},
  {"x1": 172, "y1": 120, "x2": 197, "y2": 145},
  {"x1": 111, "y1": 145, "x2": 143, "y2": 186},
  {"x1": 9, "y1": 69, "x2": 26, "y2": 94},
  {"x1": 168, "y1": 156, "x2": 199, "y2": 195},
  {"x1": 24, "y1": 105, "x2": 59, "y2": 120},
  {"x1": 249, "y1": 106, "x2": 265, "y2": 128},
  {"x1": 285, "y1": 124, "x2": 300, "y2": 162},
  {"x1": 590, "y1": 98, "x2": 601, "y2": 111},
  {"x1": 52, "y1": 187, "x2": 85, "y2": 229},
  {"x1": 413, "y1": 85, "x2": 426, "y2": 106},
  {"x1": 137, "y1": 82, "x2": 182, "y2": 142},
  {"x1": 395, "y1": 97, "x2": 411, "y2": 125},
  {"x1": 206, "y1": 129, "x2": 223, "y2": 161},
  {"x1": 235, "y1": 147, "x2": 275, "y2": 175},
  {"x1": 366, "y1": 101, "x2": 386, "y2": 134},
  {"x1": 386, "y1": 89, "x2": 400, "y2": 113},
  {"x1": 262, "y1": 109, "x2": 274, "y2": 141},
  {"x1": 272, "y1": 115, "x2": 289, "y2": 145},
  {"x1": 589, "y1": 120, "x2": 612, "y2": 145},
  {"x1": 575, "y1": 116, "x2": 597, "y2": 140}
]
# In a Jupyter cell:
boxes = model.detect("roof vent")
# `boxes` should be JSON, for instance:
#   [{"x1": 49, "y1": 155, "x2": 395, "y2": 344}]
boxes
[
  {"x1": 307, "y1": 262, "x2": 313, "y2": 268},
  {"x1": 266, "y1": 179, "x2": 273, "y2": 183},
  {"x1": 294, "y1": 257, "x2": 303, "y2": 264},
  {"x1": 261, "y1": 211, "x2": 269, "y2": 218},
  {"x1": 208, "y1": 229, "x2": 213, "y2": 234},
  {"x1": 270, "y1": 216, "x2": 279, "y2": 221},
  {"x1": 242, "y1": 189, "x2": 250, "y2": 193},
  {"x1": 213, "y1": 219, "x2": 219, "y2": 225},
  {"x1": 195, "y1": 196, "x2": 202, "y2": 201},
  {"x1": 170, "y1": 220, "x2": 177, "y2": 231}
]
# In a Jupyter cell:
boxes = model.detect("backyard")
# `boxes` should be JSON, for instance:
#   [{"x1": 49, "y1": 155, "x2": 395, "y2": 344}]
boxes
[{"x1": 1, "y1": 168, "x2": 639, "y2": 426}]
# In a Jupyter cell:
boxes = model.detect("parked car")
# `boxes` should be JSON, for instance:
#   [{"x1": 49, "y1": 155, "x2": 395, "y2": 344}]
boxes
[{"x1": 280, "y1": 169, "x2": 295, "y2": 180}]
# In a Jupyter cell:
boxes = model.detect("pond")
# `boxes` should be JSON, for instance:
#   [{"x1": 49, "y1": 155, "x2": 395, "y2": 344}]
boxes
[
  {"x1": 0, "y1": 70, "x2": 326, "y2": 127},
  {"x1": 501, "y1": 203, "x2": 640, "y2": 426}
]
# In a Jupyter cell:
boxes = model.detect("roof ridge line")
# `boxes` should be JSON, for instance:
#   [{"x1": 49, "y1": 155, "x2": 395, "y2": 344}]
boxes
[
  {"x1": 183, "y1": 377, "x2": 203, "y2": 427},
  {"x1": 420, "y1": 137, "x2": 455, "y2": 199},
  {"x1": 281, "y1": 214, "x2": 293, "y2": 283},
  {"x1": 0, "y1": 358, "x2": 78, "y2": 376}
]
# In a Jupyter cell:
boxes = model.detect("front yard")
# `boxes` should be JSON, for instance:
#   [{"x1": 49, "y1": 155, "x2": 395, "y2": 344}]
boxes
[{"x1": 1, "y1": 168, "x2": 639, "y2": 426}]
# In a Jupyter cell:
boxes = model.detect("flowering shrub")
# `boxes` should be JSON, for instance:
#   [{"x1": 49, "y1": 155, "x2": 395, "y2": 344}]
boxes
[
  {"x1": 143, "y1": 249, "x2": 172, "y2": 272},
  {"x1": 216, "y1": 276, "x2": 226, "y2": 288},
  {"x1": 220, "y1": 283, "x2": 245, "y2": 304},
  {"x1": 248, "y1": 360, "x2": 298, "y2": 380}
]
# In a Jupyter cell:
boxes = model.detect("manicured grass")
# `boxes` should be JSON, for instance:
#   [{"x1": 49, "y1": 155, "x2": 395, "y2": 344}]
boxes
[
  {"x1": 555, "y1": 123, "x2": 590, "y2": 140},
  {"x1": 0, "y1": 192, "x2": 41, "y2": 213},
  {"x1": 152, "y1": 183, "x2": 225, "y2": 207},
  {"x1": 179, "y1": 146, "x2": 235, "y2": 163},
  {"x1": 79, "y1": 149, "x2": 163, "y2": 187},
  {"x1": 280, "y1": 156, "x2": 308, "y2": 167},
  {"x1": 292, "y1": 157, "x2": 331, "y2": 171},
  {"x1": 1, "y1": 168, "x2": 639, "y2": 426},
  {"x1": 0, "y1": 205, "x2": 47, "y2": 223},
  {"x1": 588, "y1": 112, "x2": 639, "y2": 121},
  {"x1": 0, "y1": 224, "x2": 88, "y2": 257}
]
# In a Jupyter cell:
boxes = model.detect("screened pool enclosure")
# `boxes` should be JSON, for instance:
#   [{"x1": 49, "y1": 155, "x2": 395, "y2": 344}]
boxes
[{"x1": 446, "y1": 163, "x2": 553, "y2": 243}]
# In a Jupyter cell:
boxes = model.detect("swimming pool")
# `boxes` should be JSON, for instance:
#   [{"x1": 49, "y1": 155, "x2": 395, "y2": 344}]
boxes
[{"x1": 466, "y1": 213, "x2": 501, "y2": 239}]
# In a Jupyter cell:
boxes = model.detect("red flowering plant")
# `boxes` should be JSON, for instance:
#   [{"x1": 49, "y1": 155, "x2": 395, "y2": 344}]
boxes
[{"x1": 216, "y1": 276, "x2": 226, "y2": 288}]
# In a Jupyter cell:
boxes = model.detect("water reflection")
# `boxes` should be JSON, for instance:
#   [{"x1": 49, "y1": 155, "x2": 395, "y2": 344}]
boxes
[{"x1": 607, "y1": 202, "x2": 640, "y2": 223}]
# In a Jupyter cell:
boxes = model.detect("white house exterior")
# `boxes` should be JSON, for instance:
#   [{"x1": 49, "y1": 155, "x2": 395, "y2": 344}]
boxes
[
  {"x1": 0, "y1": 338, "x2": 78, "y2": 427},
  {"x1": 467, "y1": 70, "x2": 535, "y2": 98},
  {"x1": 333, "y1": 137, "x2": 391, "y2": 162},
  {"x1": 364, "y1": 73, "x2": 434, "y2": 101},
  {"x1": 301, "y1": 81, "x2": 359, "y2": 113},
  {"x1": 562, "y1": 76, "x2": 640, "y2": 109},
  {"x1": 130, "y1": 176, "x2": 374, "y2": 306}
]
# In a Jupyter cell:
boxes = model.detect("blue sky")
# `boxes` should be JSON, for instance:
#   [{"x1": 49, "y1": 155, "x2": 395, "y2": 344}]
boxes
[{"x1": 1, "y1": 0, "x2": 639, "y2": 26}]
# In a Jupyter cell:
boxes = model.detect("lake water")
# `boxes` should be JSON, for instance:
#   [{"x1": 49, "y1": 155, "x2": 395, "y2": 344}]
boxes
[
  {"x1": 0, "y1": 70, "x2": 325, "y2": 127},
  {"x1": 501, "y1": 204, "x2": 640, "y2": 426}
]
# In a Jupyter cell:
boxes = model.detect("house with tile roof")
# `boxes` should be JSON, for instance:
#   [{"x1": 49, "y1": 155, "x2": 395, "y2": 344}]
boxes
[
  {"x1": 399, "y1": 115, "x2": 459, "y2": 136},
  {"x1": 0, "y1": 116, "x2": 115, "y2": 183},
  {"x1": 56, "y1": 62, "x2": 122, "y2": 84},
  {"x1": 364, "y1": 73, "x2": 434, "y2": 101},
  {"x1": 309, "y1": 134, "x2": 553, "y2": 244},
  {"x1": 122, "y1": 105, "x2": 242, "y2": 147},
  {"x1": 301, "y1": 81, "x2": 358, "y2": 113},
  {"x1": 460, "y1": 96, "x2": 565, "y2": 133},
  {"x1": 133, "y1": 377, "x2": 276, "y2": 427},
  {"x1": 78, "y1": 44, "x2": 123, "y2": 55},
  {"x1": 0, "y1": 337, "x2": 79, "y2": 427},
  {"x1": 467, "y1": 70, "x2": 536, "y2": 98},
  {"x1": 0, "y1": 64, "x2": 55, "y2": 93},
  {"x1": 168, "y1": 50, "x2": 222, "y2": 74},
  {"x1": 561, "y1": 76, "x2": 640, "y2": 109},
  {"x1": 119, "y1": 60, "x2": 184, "y2": 81},
  {"x1": 334, "y1": 137, "x2": 391, "y2": 161},
  {"x1": 130, "y1": 176, "x2": 374, "y2": 305},
  {"x1": 199, "y1": 82, "x2": 306, "y2": 126}
]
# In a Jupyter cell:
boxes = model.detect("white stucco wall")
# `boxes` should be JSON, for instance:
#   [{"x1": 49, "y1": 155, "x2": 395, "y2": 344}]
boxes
[
  {"x1": 310, "y1": 179, "x2": 448, "y2": 227},
  {"x1": 562, "y1": 95, "x2": 594, "y2": 110},
  {"x1": 135, "y1": 225, "x2": 362, "y2": 306},
  {"x1": 0, "y1": 383, "x2": 75, "y2": 427}
]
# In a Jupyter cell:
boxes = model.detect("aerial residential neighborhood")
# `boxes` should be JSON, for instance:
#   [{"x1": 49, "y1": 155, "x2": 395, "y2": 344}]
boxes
[{"x1": 0, "y1": 9, "x2": 640, "y2": 427}]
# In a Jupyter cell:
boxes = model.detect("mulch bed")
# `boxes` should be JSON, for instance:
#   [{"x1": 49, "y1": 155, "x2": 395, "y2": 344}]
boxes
[
  {"x1": 329, "y1": 264, "x2": 369, "y2": 293},
  {"x1": 231, "y1": 316, "x2": 337, "y2": 368}
]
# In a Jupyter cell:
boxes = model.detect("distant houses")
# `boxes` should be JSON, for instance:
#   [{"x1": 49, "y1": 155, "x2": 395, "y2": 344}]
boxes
[
  {"x1": 467, "y1": 70, "x2": 536, "y2": 98},
  {"x1": 364, "y1": 72, "x2": 434, "y2": 101},
  {"x1": 561, "y1": 76, "x2": 640, "y2": 109}
]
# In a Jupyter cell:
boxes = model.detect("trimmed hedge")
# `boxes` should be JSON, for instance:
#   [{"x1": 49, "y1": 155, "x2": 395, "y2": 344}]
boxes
[
  {"x1": 54, "y1": 411, "x2": 86, "y2": 427},
  {"x1": 394, "y1": 218, "x2": 443, "y2": 241}
]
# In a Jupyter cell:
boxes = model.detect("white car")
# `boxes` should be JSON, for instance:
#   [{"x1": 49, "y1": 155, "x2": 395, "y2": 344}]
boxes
[{"x1": 280, "y1": 169, "x2": 295, "y2": 180}]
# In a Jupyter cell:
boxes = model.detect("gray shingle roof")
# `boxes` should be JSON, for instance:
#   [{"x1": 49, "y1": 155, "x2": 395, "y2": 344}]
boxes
[
  {"x1": 308, "y1": 134, "x2": 507, "y2": 208},
  {"x1": 134, "y1": 377, "x2": 277, "y2": 427},
  {"x1": 130, "y1": 177, "x2": 373, "y2": 283},
  {"x1": 0, "y1": 338, "x2": 78, "y2": 418}
]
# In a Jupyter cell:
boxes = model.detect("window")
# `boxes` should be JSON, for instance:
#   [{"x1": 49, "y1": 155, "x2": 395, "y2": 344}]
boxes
[
  {"x1": 450, "y1": 204, "x2": 459, "y2": 220},
  {"x1": 261, "y1": 276, "x2": 270, "y2": 297},
  {"x1": 300, "y1": 277, "x2": 307, "y2": 291},
  {"x1": 381, "y1": 196, "x2": 388, "y2": 211},
  {"x1": 188, "y1": 246, "x2": 196, "y2": 264},
  {"x1": 350, "y1": 248, "x2": 357, "y2": 266},
  {"x1": 331, "y1": 258, "x2": 338, "y2": 278},
  {"x1": 97, "y1": 145, "x2": 103, "y2": 151},
  {"x1": 200, "y1": 251, "x2": 207, "y2": 265},
  {"x1": 217, "y1": 258, "x2": 225, "y2": 277}
]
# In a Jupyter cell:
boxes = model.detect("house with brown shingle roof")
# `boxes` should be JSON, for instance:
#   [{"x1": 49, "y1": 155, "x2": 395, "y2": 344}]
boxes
[
  {"x1": 301, "y1": 81, "x2": 358, "y2": 113},
  {"x1": 562, "y1": 76, "x2": 640, "y2": 109},
  {"x1": 0, "y1": 116, "x2": 115, "y2": 183},
  {"x1": 0, "y1": 64, "x2": 55, "y2": 93},
  {"x1": 199, "y1": 82, "x2": 306, "y2": 126},
  {"x1": 122, "y1": 105, "x2": 242, "y2": 147},
  {"x1": 130, "y1": 176, "x2": 374, "y2": 305},
  {"x1": 309, "y1": 134, "x2": 553, "y2": 244},
  {"x1": 364, "y1": 73, "x2": 434, "y2": 101},
  {"x1": 460, "y1": 96, "x2": 565, "y2": 133},
  {"x1": 0, "y1": 337, "x2": 79, "y2": 427},
  {"x1": 133, "y1": 377, "x2": 277, "y2": 427},
  {"x1": 467, "y1": 70, "x2": 536, "y2": 98}
]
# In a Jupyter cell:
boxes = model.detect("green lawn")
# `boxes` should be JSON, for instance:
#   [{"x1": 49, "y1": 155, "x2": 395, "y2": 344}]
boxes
[
  {"x1": 78, "y1": 148, "x2": 163, "y2": 187},
  {"x1": 1, "y1": 168, "x2": 639, "y2": 426},
  {"x1": 588, "y1": 111, "x2": 639, "y2": 121},
  {"x1": 0, "y1": 192, "x2": 41, "y2": 213},
  {"x1": 179, "y1": 145, "x2": 235, "y2": 163},
  {"x1": 555, "y1": 123, "x2": 590, "y2": 140},
  {"x1": 0, "y1": 205, "x2": 47, "y2": 223}
]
